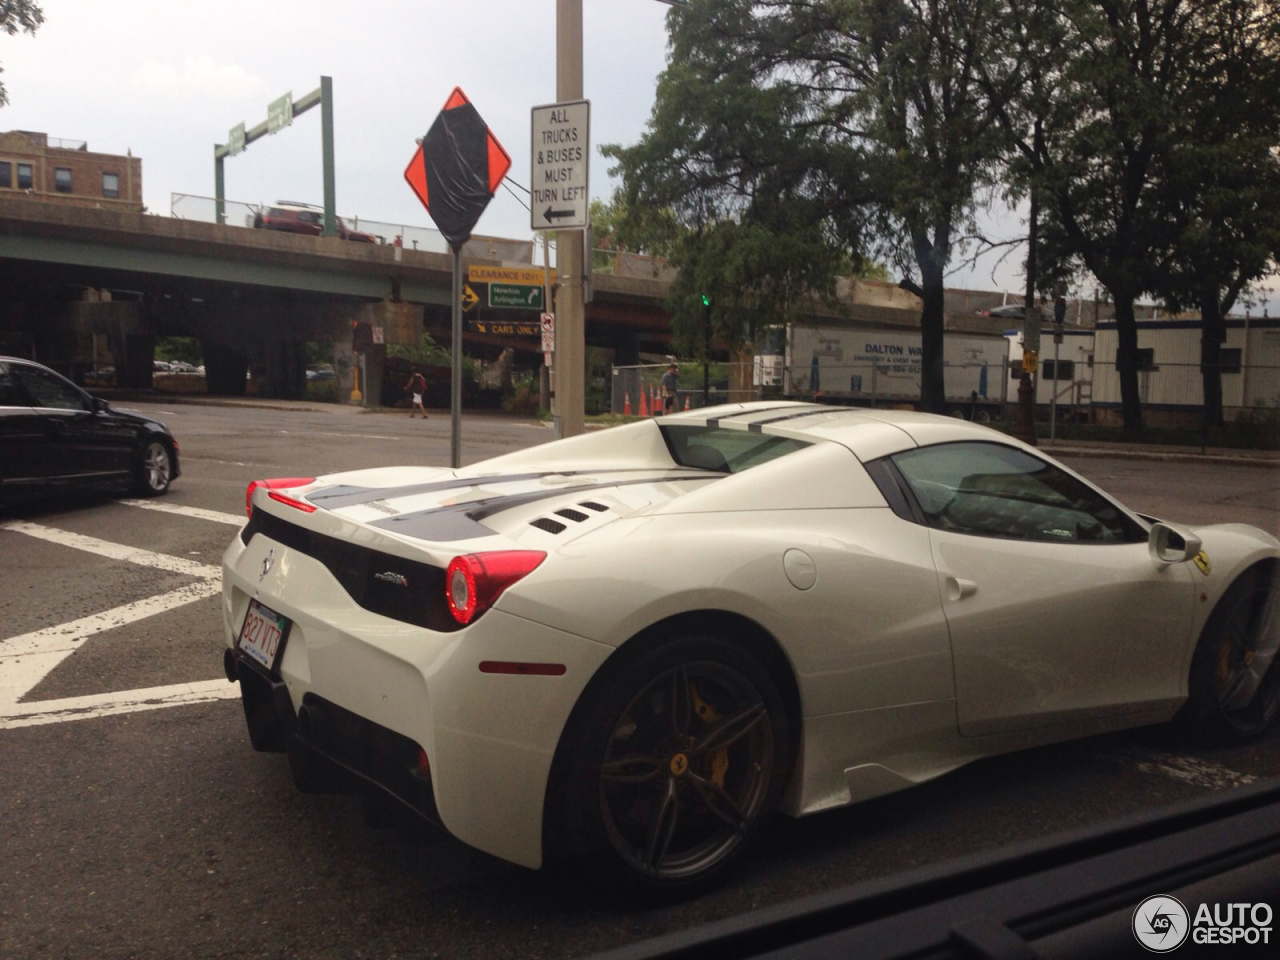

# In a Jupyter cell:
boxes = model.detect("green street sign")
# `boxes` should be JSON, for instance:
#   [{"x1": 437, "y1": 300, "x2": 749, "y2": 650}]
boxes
[
  {"x1": 228, "y1": 122, "x2": 246, "y2": 156},
  {"x1": 488, "y1": 283, "x2": 544, "y2": 310},
  {"x1": 268, "y1": 92, "x2": 293, "y2": 134}
]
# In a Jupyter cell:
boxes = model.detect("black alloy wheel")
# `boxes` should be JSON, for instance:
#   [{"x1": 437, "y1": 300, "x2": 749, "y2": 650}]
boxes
[
  {"x1": 552, "y1": 635, "x2": 792, "y2": 894},
  {"x1": 1186, "y1": 565, "x2": 1280, "y2": 741}
]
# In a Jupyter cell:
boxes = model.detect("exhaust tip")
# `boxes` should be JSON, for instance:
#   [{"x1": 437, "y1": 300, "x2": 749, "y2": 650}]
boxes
[
  {"x1": 223, "y1": 649, "x2": 238, "y2": 683},
  {"x1": 297, "y1": 703, "x2": 320, "y2": 743}
]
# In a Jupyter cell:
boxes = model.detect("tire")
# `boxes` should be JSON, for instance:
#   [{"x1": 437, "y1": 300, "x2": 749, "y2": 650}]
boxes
[
  {"x1": 1182, "y1": 564, "x2": 1280, "y2": 742},
  {"x1": 132, "y1": 439, "x2": 172, "y2": 497},
  {"x1": 548, "y1": 633, "x2": 793, "y2": 896}
]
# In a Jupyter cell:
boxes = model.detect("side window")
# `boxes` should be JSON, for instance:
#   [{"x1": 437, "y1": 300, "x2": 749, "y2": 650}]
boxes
[
  {"x1": 890, "y1": 441, "x2": 1144, "y2": 543},
  {"x1": 0, "y1": 363, "x2": 23, "y2": 406},
  {"x1": 10, "y1": 365, "x2": 90, "y2": 412}
]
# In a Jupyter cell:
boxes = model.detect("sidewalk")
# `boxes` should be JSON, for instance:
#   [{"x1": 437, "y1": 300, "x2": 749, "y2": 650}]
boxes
[
  {"x1": 101, "y1": 391, "x2": 1278, "y2": 466},
  {"x1": 1036, "y1": 438, "x2": 1279, "y2": 468}
]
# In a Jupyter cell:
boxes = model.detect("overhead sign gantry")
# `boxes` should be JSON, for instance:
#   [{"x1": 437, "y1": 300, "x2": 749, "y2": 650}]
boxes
[{"x1": 214, "y1": 77, "x2": 336, "y2": 235}]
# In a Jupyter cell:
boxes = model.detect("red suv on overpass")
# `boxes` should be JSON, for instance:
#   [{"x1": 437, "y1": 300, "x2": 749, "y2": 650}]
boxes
[{"x1": 252, "y1": 202, "x2": 376, "y2": 242}]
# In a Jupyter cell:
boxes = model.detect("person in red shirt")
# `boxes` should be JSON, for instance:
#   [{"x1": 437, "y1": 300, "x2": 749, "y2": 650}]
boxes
[{"x1": 406, "y1": 370, "x2": 428, "y2": 419}]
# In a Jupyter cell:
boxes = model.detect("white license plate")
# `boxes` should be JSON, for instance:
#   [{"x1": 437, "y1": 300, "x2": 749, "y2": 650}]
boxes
[{"x1": 238, "y1": 600, "x2": 290, "y2": 672}]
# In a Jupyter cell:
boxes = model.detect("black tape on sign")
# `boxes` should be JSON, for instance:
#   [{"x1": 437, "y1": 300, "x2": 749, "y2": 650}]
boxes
[{"x1": 422, "y1": 102, "x2": 492, "y2": 251}]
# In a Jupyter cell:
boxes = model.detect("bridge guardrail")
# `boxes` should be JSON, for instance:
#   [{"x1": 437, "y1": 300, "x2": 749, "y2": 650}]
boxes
[{"x1": 169, "y1": 193, "x2": 541, "y2": 262}]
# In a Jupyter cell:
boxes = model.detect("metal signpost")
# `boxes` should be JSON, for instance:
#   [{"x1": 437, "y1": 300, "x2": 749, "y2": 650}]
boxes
[
  {"x1": 531, "y1": 83, "x2": 590, "y2": 437},
  {"x1": 215, "y1": 78, "x2": 335, "y2": 234},
  {"x1": 404, "y1": 88, "x2": 511, "y2": 468}
]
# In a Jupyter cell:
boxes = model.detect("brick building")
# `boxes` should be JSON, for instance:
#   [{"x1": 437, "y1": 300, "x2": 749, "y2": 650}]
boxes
[{"x1": 0, "y1": 130, "x2": 142, "y2": 212}]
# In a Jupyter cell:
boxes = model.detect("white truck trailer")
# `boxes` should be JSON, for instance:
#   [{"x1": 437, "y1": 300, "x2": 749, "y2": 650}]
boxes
[{"x1": 781, "y1": 325, "x2": 1010, "y2": 419}]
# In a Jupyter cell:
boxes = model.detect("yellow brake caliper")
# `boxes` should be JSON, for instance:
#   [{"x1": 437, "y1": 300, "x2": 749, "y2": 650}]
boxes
[{"x1": 691, "y1": 683, "x2": 729, "y2": 788}]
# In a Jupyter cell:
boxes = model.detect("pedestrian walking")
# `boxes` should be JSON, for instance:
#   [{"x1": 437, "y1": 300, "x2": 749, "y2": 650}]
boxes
[
  {"x1": 660, "y1": 363, "x2": 679, "y2": 415},
  {"x1": 406, "y1": 370, "x2": 428, "y2": 419}
]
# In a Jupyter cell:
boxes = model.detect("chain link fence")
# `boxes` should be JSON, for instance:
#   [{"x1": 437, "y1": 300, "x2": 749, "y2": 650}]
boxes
[
  {"x1": 611, "y1": 363, "x2": 745, "y2": 414},
  {"x1": 169, "y1": 193, "x2": 534, "y2": 262}
]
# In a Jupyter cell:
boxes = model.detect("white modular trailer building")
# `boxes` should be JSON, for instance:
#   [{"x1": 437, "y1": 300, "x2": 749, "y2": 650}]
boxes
[
  {"x1": 1003, "y1": 328, "x2": 1097, "y2": 408},
  {"x1": 784, "y1": 325, "x2": 1009, "y2": 415},
  {"x1": 1091, "y1": 318, "x2": 1280, "y2": 419}
]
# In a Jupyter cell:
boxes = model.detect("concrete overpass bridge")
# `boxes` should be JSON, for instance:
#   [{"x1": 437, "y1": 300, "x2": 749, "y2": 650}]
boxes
[
  {"x1": 0, "y1": 198, "x2": 679, "y2": 400},
  {"x1": 0, "y1": 197, "x2": 1011, "y2": 404}
]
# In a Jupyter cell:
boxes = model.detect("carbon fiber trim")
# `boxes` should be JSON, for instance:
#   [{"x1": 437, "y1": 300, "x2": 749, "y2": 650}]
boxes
[{"x1": 240, "y1": 508, "x2": 462, "y2": 632}]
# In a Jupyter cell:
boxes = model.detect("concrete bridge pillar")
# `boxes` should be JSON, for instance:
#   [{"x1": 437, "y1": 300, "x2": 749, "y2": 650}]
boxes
[
  {"x1": 202, "y1": 339, "x2": 248, "y2": 396},
  {"x1": 253, "y1": 339, "x2": 308, "y2": 400},
  {"x1": 613, "y1": 329, "x2": 640, "y2": 367},
  {"x1": 68, "y1": 300, "x2": 151, "y2": 388}
]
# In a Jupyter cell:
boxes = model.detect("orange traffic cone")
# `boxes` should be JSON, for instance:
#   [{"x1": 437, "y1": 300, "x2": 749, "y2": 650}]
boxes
[
  {"x1": 639, "y1": 389, "x2": 650, "y2": 417},
  {"x1": 623, "y1": 392, "x2": 631, "y2": 415},
  {"x1": 683, "y1": 395, "x2": 690, "y2": 411}
]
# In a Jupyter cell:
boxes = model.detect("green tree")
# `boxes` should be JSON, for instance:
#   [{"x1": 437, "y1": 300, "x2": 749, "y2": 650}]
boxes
[
  {"x1": 604, "y1": 0, "x2": 1010, "y2": 408},
  {"x1": 1150, "y1": 2, "x2": 1280, "y2": 429},
  {"x1": 992, "y1": 0, "x2": 1278, "y2": 438},
  {"x1": 0, "y1": 1, "x2": 43, "y2": 108}
]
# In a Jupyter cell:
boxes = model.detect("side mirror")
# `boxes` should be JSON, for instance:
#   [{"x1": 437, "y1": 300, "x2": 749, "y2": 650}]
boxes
[
  {"x1": 92, "y1": 396, "x2": 111, "y2": 413},
  {"x1": 1148, "y1": 521, "x2": 1202, "y2": 565}
]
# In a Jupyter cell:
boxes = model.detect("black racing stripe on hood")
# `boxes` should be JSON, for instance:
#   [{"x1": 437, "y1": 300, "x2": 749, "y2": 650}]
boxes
[
  {"x1": 306, "y1": 468, "x2": 707, "y2": 511},
  {"x1": 367, "y1": 473, "x2": 715, "y2": 542}
]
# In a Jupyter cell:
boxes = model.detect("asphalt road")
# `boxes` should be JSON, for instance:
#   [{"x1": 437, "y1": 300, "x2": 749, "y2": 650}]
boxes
[{"x1": 2, "y1": 402, "x2": 1278, "y2": 960}]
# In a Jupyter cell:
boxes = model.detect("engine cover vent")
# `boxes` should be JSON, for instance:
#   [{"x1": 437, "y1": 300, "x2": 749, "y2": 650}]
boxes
[{"x1": 530, "y1": 517, "x2": 567, "y2": 534}]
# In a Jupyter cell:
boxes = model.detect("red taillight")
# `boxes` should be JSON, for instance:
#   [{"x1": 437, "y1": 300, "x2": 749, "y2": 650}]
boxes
[
  {"x1": 445, "y1": 551, "x2": 546, "y2": 625},
  {"x1": 267, "y1": 490, "x2": 317, "y2": 513},
  {"x1": 246, "y1": 477, "x2": 316, "y2": 517}
]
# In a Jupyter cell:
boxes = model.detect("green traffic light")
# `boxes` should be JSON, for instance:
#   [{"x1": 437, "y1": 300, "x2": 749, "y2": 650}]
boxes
[{"x1": 701, "y1": 295, "x2": 711, "y2": 306}]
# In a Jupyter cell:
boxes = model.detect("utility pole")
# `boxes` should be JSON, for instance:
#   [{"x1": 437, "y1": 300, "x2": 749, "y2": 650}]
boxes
[
  {"x1": 555, "y1": 0, "x2": 586, "y2": 437},
  {"x1": 1012, "y1": 120, "x2": 1043, "y2": 446},
  {"x1": 703, "y1": 295, "x2": 712, "y2": 405}
]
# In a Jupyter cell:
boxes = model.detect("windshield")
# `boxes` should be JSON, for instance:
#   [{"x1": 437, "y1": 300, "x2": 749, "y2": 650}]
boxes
[{"x1": 659, "y1": 423, "x2": 811, "y2": 473}]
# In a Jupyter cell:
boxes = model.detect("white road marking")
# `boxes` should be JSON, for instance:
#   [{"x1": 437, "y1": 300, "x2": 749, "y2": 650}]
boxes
[
  {"x1": 0, "y1": 679, "x2": 239, "y2": 729},
  {"x1": 1, "y1": 522, "x2": 229, "y2": 727},
  {"x1": 0, "y1": 582, "x2": 221, "y2": 704},
  {"x1": 119, "y1": 499, "x2": 245, "y2": 527},
  {"x1": 1090, "y1": 744, "x2": 1258, "y2": 790},
  {"x1": 279, "y1": 429, "x2": 401, "y2": 441},
  {"x1": 1, "y1": 521, "x2": 221, "y2": 578}
]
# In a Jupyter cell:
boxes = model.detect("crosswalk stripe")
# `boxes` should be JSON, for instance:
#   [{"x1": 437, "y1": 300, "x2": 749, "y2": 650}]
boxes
[
  {"x1": 119, "y1": 499, "x2": 245, "y2": 527},
  {"x1": 1, "y1": 521, "x2": 222, "y2": 578}
]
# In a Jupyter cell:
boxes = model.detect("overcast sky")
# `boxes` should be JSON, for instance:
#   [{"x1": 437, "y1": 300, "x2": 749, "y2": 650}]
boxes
[{"x1": 3, "y1": 0, "x2": 1276, "y2": 313}]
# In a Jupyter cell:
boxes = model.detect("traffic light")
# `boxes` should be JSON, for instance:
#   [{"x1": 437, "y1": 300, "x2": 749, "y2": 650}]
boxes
[
  {"x1": 352, "y1": 321, "x2": 373, "y2": 354},
  {"x1": 701, "y1": 294, "x2": 711, "y2": 306}
]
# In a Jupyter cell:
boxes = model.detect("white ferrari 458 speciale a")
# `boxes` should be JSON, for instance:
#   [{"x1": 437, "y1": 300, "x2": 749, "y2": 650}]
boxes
[{"x1": 221, "y1": 403, "x2": 1279, "y2": 893}]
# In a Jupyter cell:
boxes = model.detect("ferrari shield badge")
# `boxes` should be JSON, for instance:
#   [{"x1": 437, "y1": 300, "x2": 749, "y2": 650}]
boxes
[{"x1": 1193, "y1": 550, "x2": 1212, "y2": 576}]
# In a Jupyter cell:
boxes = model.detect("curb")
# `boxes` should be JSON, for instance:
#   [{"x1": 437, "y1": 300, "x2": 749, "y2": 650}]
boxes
[{"x1": 1041, "y1": 446, "x2": 1278, "y2": 468}]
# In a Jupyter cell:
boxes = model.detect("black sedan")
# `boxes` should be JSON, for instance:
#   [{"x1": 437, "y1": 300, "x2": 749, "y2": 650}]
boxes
[{"x1": 0, "y1": 356, "x2": 180, "y2": 505}]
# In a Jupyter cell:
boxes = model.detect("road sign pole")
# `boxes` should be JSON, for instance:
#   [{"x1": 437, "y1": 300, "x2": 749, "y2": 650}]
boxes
[
  {"x1": 1051, "y1": 332, "x2": 1060, "y2": 442},
  {"x1": 214, "y1": 151, "x2": 225, "y2": 225},
  {"x1": 556, "y1": 0, "x2": 585, "y2": 438},
  {"x1": 320, "y1": 76, "x2": 336, "y2": 237},
  {"x1": 451, "y1": 247, "x2": 463, "y2": 468}
]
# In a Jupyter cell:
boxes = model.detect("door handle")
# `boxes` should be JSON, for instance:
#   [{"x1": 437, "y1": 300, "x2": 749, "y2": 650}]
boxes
[{"x1": 946, "y1": 576, "x2": 978, "y2": 601}]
